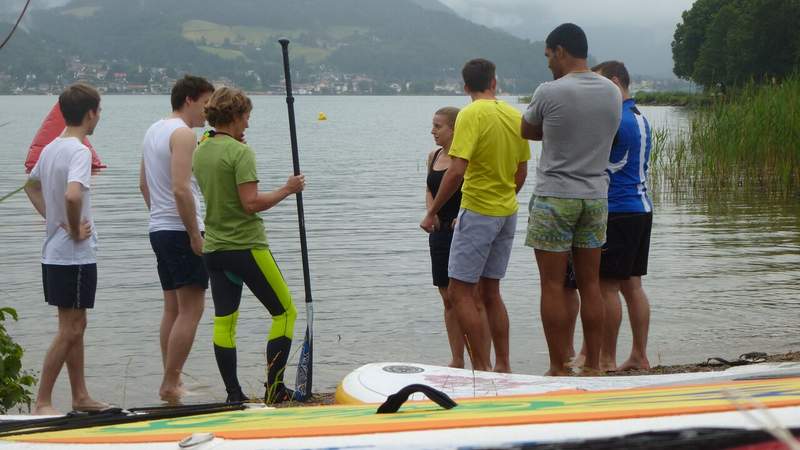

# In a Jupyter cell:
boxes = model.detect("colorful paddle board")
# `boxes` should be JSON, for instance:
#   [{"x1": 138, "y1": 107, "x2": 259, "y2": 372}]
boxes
[
  {"x1": 3, "y1": 376, "x2": 800, "y2": 449},
  {"x1": 336, "y1": 361, "x2": 800, "y2": 404}
]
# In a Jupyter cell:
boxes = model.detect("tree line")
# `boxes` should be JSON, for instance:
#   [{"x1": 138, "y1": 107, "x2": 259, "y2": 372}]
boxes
[{"x1": 672, "y1": 0, "x2": 800, "y2": 89}]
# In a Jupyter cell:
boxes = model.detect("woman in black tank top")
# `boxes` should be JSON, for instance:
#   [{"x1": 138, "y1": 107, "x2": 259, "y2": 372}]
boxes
[{"x1": 424, "y1": 107, "x2": 465, "y2": 368}]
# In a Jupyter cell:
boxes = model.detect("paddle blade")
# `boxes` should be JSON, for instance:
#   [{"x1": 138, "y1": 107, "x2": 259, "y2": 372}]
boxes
[{"x1": 293, "y1": 325, "x2": 313, "y2": 401}]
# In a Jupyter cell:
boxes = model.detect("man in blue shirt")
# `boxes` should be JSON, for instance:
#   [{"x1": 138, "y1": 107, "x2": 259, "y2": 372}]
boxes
[{"x1": 592, "y1": 60, "x2": 653, "y2": 371}]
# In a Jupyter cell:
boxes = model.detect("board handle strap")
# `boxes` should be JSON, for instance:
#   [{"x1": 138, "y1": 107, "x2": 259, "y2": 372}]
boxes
[{"x1": 376, "y1": 384, "x2": 458, "y2": 414}]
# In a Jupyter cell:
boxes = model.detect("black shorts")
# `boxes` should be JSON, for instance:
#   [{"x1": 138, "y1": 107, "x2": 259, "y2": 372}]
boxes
[
  {"x1": 42, "y1": 263, "x2": 97, "y2": 309},
  {"x1": 600, "y1": 212, "x2": 653, "y2": 280},
  {"x1": 149, "y1": 230, "x2": 209, "y2": 291},
  {"x1": 429, "y1": 229, "x2": 453, "y2": 288}
]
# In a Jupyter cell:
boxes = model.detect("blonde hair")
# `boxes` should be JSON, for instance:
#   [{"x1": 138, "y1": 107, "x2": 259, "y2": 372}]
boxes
[
  {"x1": 435, "y1": 106, "x2": 459, "y2": 129},
  {"x1": 204, "y1": 87, "x2": 253, "y2": 127}
]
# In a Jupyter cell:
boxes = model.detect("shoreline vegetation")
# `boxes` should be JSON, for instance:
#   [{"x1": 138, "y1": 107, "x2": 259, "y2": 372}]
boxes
[
  {"x1": 517, "y1": 90, "x2": 707, "y2": 107},
  {"x1": 650, "y1": 75, "x2": 800, "y2": 198},
  {"x1": 632, "y1": 91, "x2": 711, "y2": 107}
]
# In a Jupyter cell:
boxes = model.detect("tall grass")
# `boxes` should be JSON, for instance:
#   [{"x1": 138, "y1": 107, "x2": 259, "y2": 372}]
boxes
[
  {"x1": 634, "y1": 91, "x2": 711, "y2": 107},
  {"x1": 650, "y1": 75, "x2": 800, "y2": 199}
]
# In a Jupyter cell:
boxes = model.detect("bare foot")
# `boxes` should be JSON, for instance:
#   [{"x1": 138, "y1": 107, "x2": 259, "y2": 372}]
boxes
[
  {"x1": 544, "y1": 367, "x2": 574, "y2": 377},
  {"x1": 493, "y1": 364, "x2": 511, "y2": 374},
  {"x1": 577, "y1": 367, "x2": 605, "y2": 377},
  {"x1": 72, "y1": 398, "x2": 111, "y2": 412},
  {"x1": 34, "y1": 404, "x2": 62, "y2": 416},
  {"x1": 618, "y1": 357, "x2": 650, "y2": 371},
  {"x1": 449, "y1": 359, "x2": 465, "y2": 369},
  {"x1": 600, "y1": 360, "x2": 618, "y2": 372},
  {"x1": 160, "y1": 384, "x2": 188, "y2": 403},
  {"x1": 568, "y1": 353, "x2": 586, "y2": 368}
]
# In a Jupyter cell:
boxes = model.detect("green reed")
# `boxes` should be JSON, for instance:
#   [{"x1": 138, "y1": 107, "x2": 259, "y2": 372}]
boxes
[
  {"x1": 633, "y1": 91, "x2": 711, "y2": 107},
  {"x1": 650, "y1": 75, "x2": 800, "y2": 199}
]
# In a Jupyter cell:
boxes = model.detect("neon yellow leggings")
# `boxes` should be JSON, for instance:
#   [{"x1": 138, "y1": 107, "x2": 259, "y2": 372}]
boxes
[{"x1": 203, "y1": 248, "x2": 296, "y2": 396}]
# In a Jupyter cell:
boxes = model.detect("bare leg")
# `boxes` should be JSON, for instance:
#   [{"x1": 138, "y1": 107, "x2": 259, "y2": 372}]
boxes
[
  {"x1": 35, "y1": 308, "x2": 99, "y2": 415},
  {"x1": 475, "y1": 283, "x2": 492, "y2": 367},
  {"x1": 479, "y1": 278, "x2": 511, "y2": 373},
  {"x1": 619, "y1": 277, "x2": 651, "y2": 370},
  {"x1": 438, "y1": 287, "x2": 465, "y2": 368},
  {"x1": 448, "y1": 278, "x2": 491, "y2": 371},
  {"x1": 160, "y1": 290, "x2": 179, "y2": 370},
  {"x1": 600, "y1": 278, "x2": 622, "y2": 371},
  {"x1": 160, "y1": 285, "x2": 205, "y2": 402},
  {"x1": 63, "y1": 334, "x2": 104, "y2": 411},
  {"x1": 572, "y1": 247, "x2": 604, "y2": 372},
  {"x1": 534, "y1": 250, "x2": 572, "y2": 376},
  {"x1": 565, "y1": 288, "x2": 580, "y2": 364}
]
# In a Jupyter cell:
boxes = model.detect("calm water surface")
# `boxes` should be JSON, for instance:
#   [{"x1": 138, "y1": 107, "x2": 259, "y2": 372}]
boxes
[{"x1": 1, "y1": 96, "x2": 798, "y2": 410}]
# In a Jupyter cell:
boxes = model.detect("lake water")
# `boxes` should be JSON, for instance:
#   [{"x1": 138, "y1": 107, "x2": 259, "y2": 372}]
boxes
[{"x1": 1, "y1": 95, "x2": 798, "y2": 411}]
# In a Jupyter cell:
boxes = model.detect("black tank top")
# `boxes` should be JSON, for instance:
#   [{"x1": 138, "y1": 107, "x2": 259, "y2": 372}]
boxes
[{"x1": 426, "y1": 148, "x2": 462, "y2": 225}]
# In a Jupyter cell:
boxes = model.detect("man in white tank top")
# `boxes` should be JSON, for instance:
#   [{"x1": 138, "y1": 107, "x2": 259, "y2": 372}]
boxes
[{"x1": 139, "y1": 75, "x2": 214, "y2": 402}]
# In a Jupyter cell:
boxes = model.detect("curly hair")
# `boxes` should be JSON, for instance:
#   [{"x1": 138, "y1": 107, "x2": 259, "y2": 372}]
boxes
[{"x1": 204, "y1": 87, "x2": 253, "y2": 127}]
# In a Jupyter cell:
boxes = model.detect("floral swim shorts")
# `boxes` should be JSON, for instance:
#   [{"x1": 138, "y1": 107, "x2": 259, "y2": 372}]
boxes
[{"x1": 525, "y1": 196, "x2": 608, "y2": 252}]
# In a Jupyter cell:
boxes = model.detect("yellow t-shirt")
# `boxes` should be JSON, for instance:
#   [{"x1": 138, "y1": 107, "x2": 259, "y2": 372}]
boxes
[{"x1": 449, "y1": 99, "x2": 531, "y2": 217}]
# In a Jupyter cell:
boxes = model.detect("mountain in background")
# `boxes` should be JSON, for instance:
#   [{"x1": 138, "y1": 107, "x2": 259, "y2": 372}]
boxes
[{"x1": 0, "y1": 0, "x2": 551, "y2": 94}]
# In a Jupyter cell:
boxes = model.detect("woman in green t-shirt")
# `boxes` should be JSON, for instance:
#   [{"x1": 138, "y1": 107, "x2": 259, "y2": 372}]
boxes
[{"x1": 193, "y1": 87, "x2": 305, "y2": 403}]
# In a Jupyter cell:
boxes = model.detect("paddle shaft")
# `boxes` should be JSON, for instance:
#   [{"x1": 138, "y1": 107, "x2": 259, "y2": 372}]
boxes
[
  {"x1": 0, "y1": 184, "x2": 25, "y2": 203},
  {"x1": 279, "y1": 39, "x2": 313, "y2": 307},
  {"x1": 279, "y1": 39, "x2": 314, "y2": 399}
]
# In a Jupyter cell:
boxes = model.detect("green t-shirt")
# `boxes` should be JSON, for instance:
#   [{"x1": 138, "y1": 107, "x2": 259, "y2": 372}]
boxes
[
  {"x1": 193, "y1": 135, "x2": 268, "y2": 253},
  {"x1": 449, "y1": 99, "x2": 531, "y2": 217}
]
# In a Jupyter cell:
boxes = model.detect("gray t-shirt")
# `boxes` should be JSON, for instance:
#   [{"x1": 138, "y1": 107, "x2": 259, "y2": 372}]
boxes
[{"x1": 524, "y1": 71, "x2": 622, "y2": 199}]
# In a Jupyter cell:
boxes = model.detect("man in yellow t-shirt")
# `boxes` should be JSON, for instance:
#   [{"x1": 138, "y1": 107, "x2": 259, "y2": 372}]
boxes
[{"x1": 421, "y1": 58, "x2": 531, "y2": 372}]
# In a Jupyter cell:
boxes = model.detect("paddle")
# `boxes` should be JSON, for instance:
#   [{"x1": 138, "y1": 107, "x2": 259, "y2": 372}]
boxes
[
  {"x1": 0, "y1": 184, "x2": 25, "y2": 203},
  {"x1": 279, "y1": 38, "x2": 314, "y2": 402}
]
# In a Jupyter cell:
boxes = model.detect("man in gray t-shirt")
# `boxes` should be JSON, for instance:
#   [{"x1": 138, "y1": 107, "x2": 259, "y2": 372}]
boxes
[
  {"x1": 520, "y1": 23, "x2": 621, "y2": 376},
  {"x1": 524, "y1": 73, "x2": 621, "y2": 198}
]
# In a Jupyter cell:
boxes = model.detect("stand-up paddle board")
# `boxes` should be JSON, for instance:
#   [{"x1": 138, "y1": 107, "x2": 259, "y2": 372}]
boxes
[
  {"x1": 3, "y1": 376, "x2": 800, "y2": 449},
  {"x1": 336, "y1": 361, "x2": 800, "y2": 404}
]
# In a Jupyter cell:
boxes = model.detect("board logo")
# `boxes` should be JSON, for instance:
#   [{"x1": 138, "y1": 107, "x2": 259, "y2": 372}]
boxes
[{"x1": 383, "y1": 365, "x2": 425, "y2": 374}]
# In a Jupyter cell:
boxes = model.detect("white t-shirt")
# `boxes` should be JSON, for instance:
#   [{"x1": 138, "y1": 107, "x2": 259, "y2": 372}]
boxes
[
  {"x1": 142, "y1": 118, "x2": 204, "y2": 233},
  {"x1": 29, "y1": 137, "x2": 97, "y2": 265}
]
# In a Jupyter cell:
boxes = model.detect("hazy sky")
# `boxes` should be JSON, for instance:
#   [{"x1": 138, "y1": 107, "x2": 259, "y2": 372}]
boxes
[
  {"x1": 2, "y1": 0, "x2": 69, "y2": 12},
  {"x1": 439, "y1": 0, "x2": 697, "y2": 77}
]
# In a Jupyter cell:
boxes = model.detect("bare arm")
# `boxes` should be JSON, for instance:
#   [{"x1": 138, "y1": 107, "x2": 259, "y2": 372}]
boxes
[
  {"x1": 237, "y1": 175, "x2": 305, "y2": 215},
  {"x1": 425, "y1": 188, "x2": 434, "y2": 211},
  {"x1": 64, "y1": 181, "x2": 91, "y2": 241},
  {"x1": 425, "y1": 150, "x2": 435, "y2": 210},
  {"x1": 520, "y1": 117, "x2": 543, "y2": 141},
  {"x1": 515, "y1": 161, "x2": 528, "y2": 193},
  {"x1": 24, "y1": 179, "x2": 45, "y2": 218},
  {"x1": 139, "y1": 158, "x2": 150, "y2": 210},
  {"x1": 430, "y1": 157, "x2": 466, "y2": 215},
  {"x1": 420, "y1": 157, "x2": 467, "y2": 232},
  {"x1": 170, "y1": 128, "x2": 201, "y2": 253}
]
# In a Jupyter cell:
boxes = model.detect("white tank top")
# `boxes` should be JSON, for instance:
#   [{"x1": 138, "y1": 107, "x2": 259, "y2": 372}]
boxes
[{"x1": 142, "y1": 118, "x2": 204, "y2": 233}]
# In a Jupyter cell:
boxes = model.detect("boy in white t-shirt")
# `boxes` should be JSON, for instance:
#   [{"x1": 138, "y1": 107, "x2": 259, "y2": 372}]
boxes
[{"x1": 24, "y1": 83, "x2": 108, "y2": 415}]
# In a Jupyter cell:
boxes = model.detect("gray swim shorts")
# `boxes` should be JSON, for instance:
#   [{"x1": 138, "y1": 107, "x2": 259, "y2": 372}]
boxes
[{"x1": 448, "y1": 208, "x2": 517, "y2": 283}]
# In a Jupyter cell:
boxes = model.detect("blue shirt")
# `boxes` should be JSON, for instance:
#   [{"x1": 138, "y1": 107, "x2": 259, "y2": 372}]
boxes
[{"x1": 607, "y1": 99, "x2": 653, "y2": 213}]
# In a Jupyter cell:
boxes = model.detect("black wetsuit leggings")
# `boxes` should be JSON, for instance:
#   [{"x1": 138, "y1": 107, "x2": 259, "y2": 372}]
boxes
[{"x1": 203, "y1": 248, "x2": 297, "y2": 401}]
